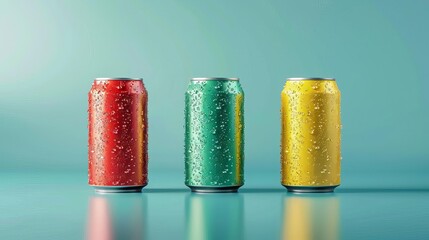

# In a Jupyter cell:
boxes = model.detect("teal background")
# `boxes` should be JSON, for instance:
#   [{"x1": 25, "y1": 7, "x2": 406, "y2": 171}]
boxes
[
  {"x1": 1, "y1": 0, "x2": 428, "y2": 174},
  {"x1": 1, "y1": 1, "x2": 428, "y2": 240}
]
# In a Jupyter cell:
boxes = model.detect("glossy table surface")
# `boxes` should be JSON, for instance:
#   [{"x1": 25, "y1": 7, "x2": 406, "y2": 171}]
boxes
[{"x1": 1, "y1": 171, "x2": 428, "y2": 240}]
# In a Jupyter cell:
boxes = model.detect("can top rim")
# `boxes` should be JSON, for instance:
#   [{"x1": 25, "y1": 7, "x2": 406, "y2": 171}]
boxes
[
  {"x1": 287, "y1": 77, "x2": 335, "y2": 81},
  {"x1": 95, "y1": 78, "x2": 142, "y2": 81},
  {"x1": 191, "y1": 77, "x2": 239, "y2": 81}
]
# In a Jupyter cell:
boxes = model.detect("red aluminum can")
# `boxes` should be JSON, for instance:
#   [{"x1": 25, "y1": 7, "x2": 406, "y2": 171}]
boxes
[{"x1": 88, "y1": 78, "x2": 148, "y2": 193}]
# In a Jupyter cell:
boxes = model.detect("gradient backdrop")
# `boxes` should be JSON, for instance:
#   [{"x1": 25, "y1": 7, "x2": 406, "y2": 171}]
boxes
[
  {"x1": 1, "y1": 0, "x2": 428, "y2": 178},
  {"x1": 1, "y1": 1, "x2": 429, "y2": 240}
]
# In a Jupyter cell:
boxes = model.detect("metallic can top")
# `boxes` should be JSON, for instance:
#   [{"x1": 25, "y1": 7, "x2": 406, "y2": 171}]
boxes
[
  {"x1": 95, "y1": 77, "x2": 142, "y2": 81},
  {"x1": 287, "y1": 77, "x2": 335, "y2": 81},
  {"x1": 191, "y1": 77, "x2": 239, "y2": 81}
]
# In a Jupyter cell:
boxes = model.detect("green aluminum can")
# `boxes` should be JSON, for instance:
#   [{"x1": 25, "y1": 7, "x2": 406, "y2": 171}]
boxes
[{"x1": 185, "y1": 77, "x2": 244, "y2": 193}]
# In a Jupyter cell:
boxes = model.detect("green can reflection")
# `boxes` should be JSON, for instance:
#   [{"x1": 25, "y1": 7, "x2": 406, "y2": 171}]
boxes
[
  {"x1": 282, "y1": 194, "x2": 339, "y2": 240},
  {"x1": 186, "y1": 193, "x2": 244, "y2": 240},
  {"x1": 86, "y1": 194, "x2": 147, "y2": 240}
]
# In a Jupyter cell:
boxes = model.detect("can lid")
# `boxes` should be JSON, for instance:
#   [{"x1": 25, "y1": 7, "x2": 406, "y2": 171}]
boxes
[
  {"x1": 191, "y1": 77, "x2": 239, "y2": 81},
  {"x1": 95, "y1": 78, "x2": 142, "y2": 81},
  {"x1": 287, "y1": 77, "x2": 335, "y2": 81}
]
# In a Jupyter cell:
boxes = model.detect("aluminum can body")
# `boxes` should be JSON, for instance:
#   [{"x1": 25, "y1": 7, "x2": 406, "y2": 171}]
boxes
[
  {"x1": 185, "y1": 78, "x2": 244, "y2": 192},
  {"x1": 281, "y1": 78, "x2": 341, "y2": 192},
  {"x1": 88, "y1": 78, "x2": 148, "y2": 192}
]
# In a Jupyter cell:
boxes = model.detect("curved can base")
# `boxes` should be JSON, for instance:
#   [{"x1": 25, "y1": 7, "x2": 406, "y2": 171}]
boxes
[
  {"x1": 92, "y1": 185, "x2": 146, "y2": 193},
  {"x1": 188, "y1": 186, "x2": 241, "y2": 193},
  {"x1": 283, "y1": 185, "x2": 339, "y2": 193}
]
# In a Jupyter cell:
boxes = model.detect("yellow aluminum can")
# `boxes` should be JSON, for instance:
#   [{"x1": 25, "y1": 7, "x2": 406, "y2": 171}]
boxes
[{"x1": 281, "y1": 78, "x2": 341, "y2": 192}]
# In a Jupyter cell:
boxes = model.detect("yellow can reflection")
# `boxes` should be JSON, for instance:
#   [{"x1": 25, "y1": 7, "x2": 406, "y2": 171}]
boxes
[
  {"x1": 186, "y1": 194, "x2": 244, "y2": 240},
  {"x1": 282, "y1": 195, "x2": 339, "y2": 240},
  {"x1": 86, "y1": 194, "x2": 146, "y2": 240}
]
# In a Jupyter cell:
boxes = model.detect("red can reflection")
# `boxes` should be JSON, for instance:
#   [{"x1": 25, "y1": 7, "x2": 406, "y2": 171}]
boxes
[
  {"x1": 86, "y1": 195, "x2": 146, "y2": 240},
  {"x1": 87, "y1": 197, "x2": 113, "y2": 240}
]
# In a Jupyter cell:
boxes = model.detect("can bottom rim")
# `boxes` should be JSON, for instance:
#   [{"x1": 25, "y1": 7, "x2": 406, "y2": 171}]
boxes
[
  {"x1": 188, "y1": 186, "x2": 242, "y2": 193},
  {"x1": 92, "y1": 184, "x2": 147, "y2": 193},
  {"x1": 283, "y1": 185, "x2": 339, "y2": 193}
]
